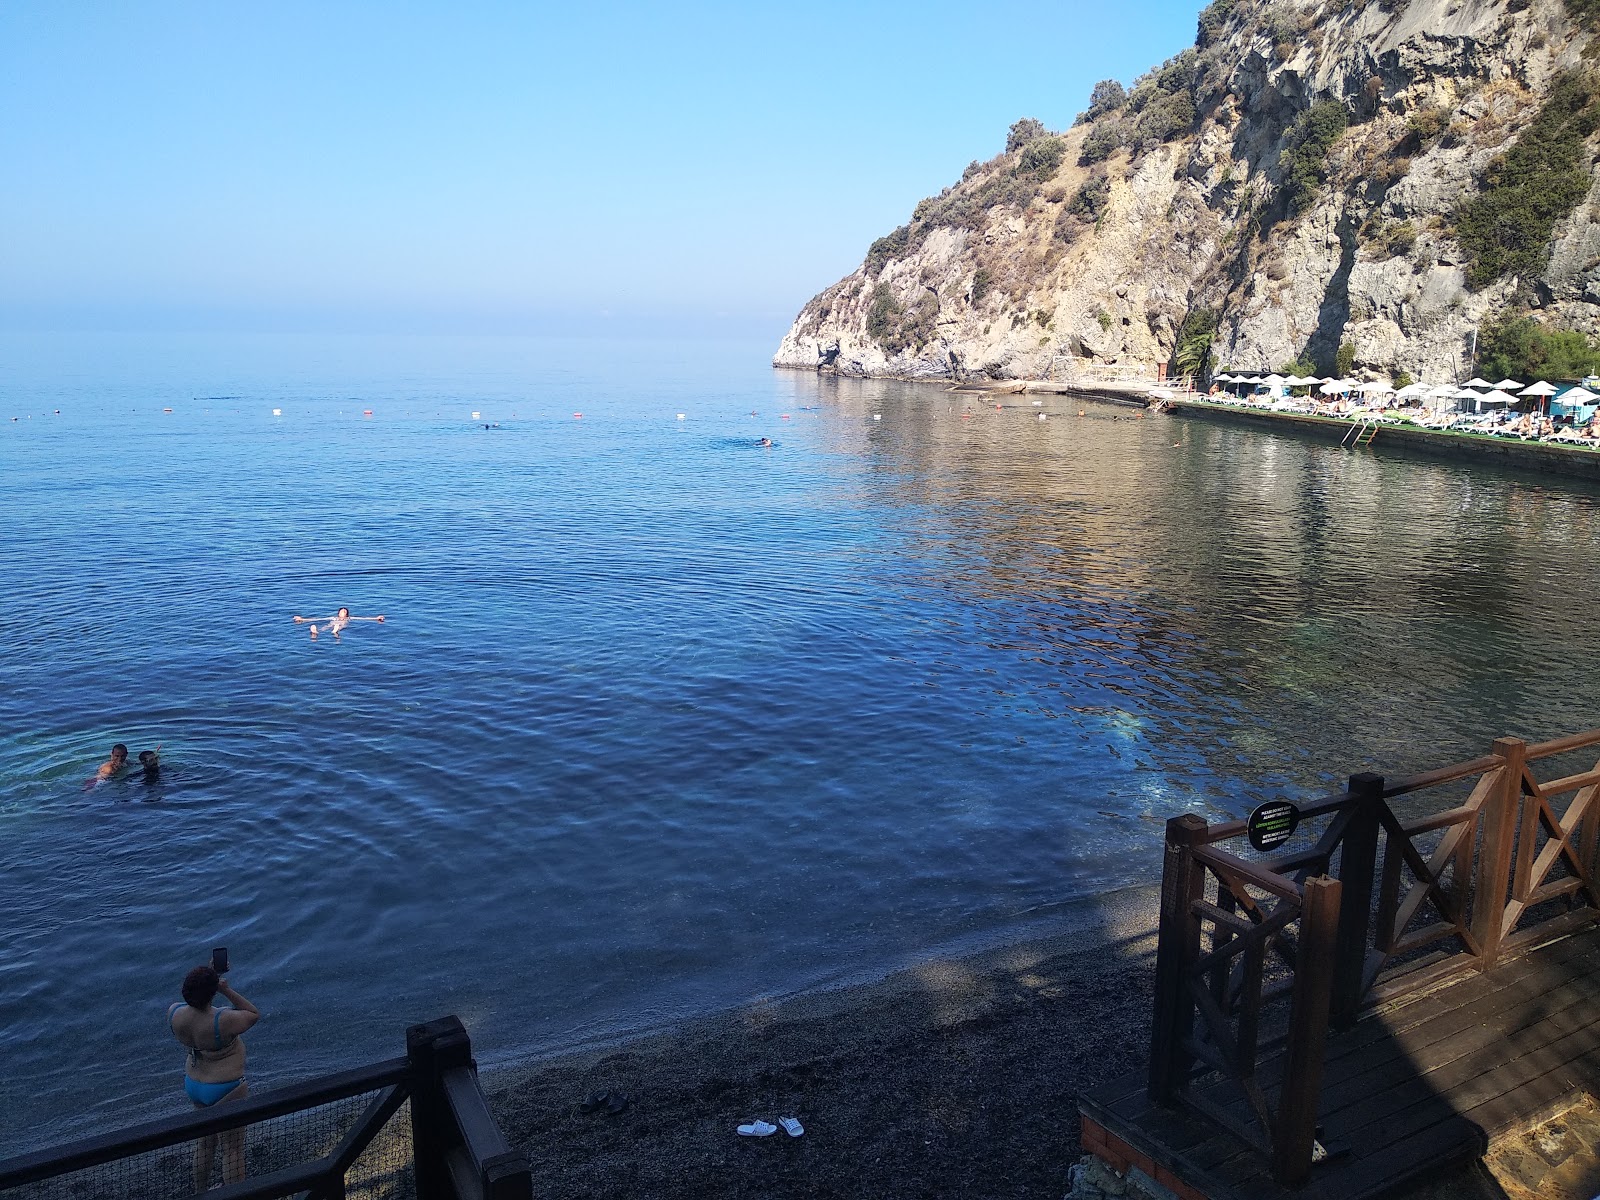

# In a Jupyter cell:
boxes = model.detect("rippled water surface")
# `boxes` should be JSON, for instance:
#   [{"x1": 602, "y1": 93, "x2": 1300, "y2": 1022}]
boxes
[{"x1": 4, "y1": 330, "x2": 1600, "y2": 1150}]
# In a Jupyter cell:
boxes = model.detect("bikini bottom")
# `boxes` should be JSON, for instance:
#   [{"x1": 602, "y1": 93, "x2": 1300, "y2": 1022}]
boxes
[{"x1": 184, "y1": 1076, "x2": 244, "y2": 1107}]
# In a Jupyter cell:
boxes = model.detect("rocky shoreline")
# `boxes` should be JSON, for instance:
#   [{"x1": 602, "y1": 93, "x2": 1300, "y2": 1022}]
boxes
[{"x1": 479, "y1": 886, "x2": 1165, "y2": 1199}]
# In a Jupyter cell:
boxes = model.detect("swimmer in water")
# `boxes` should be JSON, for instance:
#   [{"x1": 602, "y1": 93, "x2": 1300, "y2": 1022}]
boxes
[
  {"x1": 292, "y1": 607, "x2": 386, "y2": 640},
  {"x1": 757, "y1": 437, "x2": 772, "y2": 447},
  {"x1": 138, "y1": 747, "x2": 161, "y2": 781},
  {"x1": 86, "y1": 743, "x2": 128, "y2": 788}
]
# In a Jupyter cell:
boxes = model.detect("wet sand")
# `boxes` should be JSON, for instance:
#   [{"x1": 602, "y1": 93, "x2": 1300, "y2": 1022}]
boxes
[{"x1": 481, "y1": 886, "x2": 1161, "y2": 1199}]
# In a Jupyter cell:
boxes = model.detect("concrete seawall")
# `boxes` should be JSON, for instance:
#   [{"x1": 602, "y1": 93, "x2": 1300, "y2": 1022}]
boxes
[{"x1": 1170, "y1": 399, "x2": 1600, "y2": 485}]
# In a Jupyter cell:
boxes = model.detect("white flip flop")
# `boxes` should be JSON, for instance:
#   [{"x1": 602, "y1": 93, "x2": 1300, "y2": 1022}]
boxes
[
  {"x1": 777, "y1": 1116, "x2": 804, "y2": 1137},
  {"x1": 737, "y1": 1120, "x2": 777, "y2": 1137}
]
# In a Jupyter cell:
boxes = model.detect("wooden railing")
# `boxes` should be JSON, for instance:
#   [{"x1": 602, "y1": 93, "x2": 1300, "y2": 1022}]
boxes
[
  {"x1": 1147, "y1": 731, "x2": 1600, "y2": 1186},
  {"x1": 0, "y1": 1016, "x2": 530, "y2": 1200}
]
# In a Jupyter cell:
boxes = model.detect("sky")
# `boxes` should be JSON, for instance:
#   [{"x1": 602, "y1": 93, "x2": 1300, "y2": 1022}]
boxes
[{"x1": 1, "y1": 1, "x2": 1203, "y2": 340}]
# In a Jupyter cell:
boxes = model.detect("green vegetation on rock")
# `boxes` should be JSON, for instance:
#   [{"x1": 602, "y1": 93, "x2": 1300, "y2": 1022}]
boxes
[
  {"x1": 866, "y1": 284, "x2": 940, "y2": 356},
  {"x1": 1195, "y1": 0, "x2": 1236, "y2": 47},
  {"x1": 1457, "y1": 70, "x2": 1600, "y2": 288},
  {"x1": 1278, "y1": 101, "x2": 1349, "y2": 215},
  {"x1": 865, "y1": 225, "x2": 910, "y2": 277},
  {"x1": 1479, "y1": 316, "x2": 1600, "y2": 381},
  {"x1": 1174, "y1": 307, "x2": 1219, "y2": 377},
  {"x1": 970, "y1": 267, "x2": 992, "y2": 305}
]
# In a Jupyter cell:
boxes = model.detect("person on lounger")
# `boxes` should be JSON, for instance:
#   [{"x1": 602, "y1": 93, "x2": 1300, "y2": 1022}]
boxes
[{"x1": 292, "y1": 607, "x2": 385, "y2": 640}]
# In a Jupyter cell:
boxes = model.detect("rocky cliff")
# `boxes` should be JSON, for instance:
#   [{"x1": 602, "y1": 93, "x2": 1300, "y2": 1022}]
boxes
[{"x1": 774, "y1": 0, "x2": 1600, "y2": 384}]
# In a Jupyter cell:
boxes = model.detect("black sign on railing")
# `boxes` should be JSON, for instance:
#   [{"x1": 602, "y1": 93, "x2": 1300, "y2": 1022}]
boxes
[{"x1": 1248, "y1": 801, "x2": 1301, "y2": 852}]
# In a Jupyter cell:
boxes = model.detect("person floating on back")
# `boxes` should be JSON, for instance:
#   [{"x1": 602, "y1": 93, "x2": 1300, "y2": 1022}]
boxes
[{"x1": 292, "y1": 607, "x2": 385, "y2": 640}]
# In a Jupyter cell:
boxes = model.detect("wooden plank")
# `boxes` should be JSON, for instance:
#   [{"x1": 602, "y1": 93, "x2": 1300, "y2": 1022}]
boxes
[
  {"x1": 1334, "y1": 1003, "x2": 1600, "y2": 1149},
  {"x1": 1193, "y1": 845, "x2": 1304, "y2": 903},
  {"x1": 1317, "y1": 970, "x2": 1600, "y2": 1121}
]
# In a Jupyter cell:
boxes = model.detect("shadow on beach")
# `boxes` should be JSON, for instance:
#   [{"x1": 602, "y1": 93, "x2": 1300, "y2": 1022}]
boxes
[{"x1": 482, "y1": 886, "x2": 1162, "y2": 1199}]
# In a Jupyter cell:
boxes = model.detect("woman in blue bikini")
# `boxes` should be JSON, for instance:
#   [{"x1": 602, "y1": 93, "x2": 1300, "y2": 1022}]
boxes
[{"x1": 168, "y1": 965, "x2": 261, "y2": 1190}]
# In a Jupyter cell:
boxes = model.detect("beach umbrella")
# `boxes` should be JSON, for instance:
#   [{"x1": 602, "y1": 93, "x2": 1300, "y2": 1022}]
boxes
[
  {"x1": 1358, "y1": 380, "x2": 1393, "y2": 395},
  {"x1": 1559, "y1": 386, "x2": 1597, "y2": 403},
  {"x1": 1395, "y1": 383, "x2": 1429, "y2": 398},
  {"x1": 1493, "y1": 379, "x2": 1522, "y2": 391},
  {"x1": 1464, "y1": 377, "x2": 1495, "y2": 389},
  {"x1": 1262, "y1": 374, "x2": 1286, "y2": 385},
  {"x1": 1318, "y1": 380, "x2": 1344, "y2": 395},
  {"x1": 1521, "y1": 380, "x2": 1560, "y2": 415},
  {"x1": 1478, "y1": 389, "x2": 1517, "y2": 407}
]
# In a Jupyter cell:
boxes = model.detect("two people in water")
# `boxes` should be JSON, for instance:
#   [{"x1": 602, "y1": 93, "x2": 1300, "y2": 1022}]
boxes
[
  {"x1": 87, "y1": 743, "x2": 160, "y2": 788},
  {"x1": 292, "y1": 607, "x2": 385, "y2": 640}
]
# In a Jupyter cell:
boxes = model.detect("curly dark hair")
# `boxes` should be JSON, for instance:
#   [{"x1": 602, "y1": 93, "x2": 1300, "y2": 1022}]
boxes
[{"x1": 181, "y1": 965, "x2": 219, "y2": 1009}]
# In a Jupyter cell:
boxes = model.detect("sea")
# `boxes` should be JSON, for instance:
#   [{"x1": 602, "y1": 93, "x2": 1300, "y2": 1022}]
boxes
[{"x1": 3, "y1": 329, "x2": 1599, "y2": 1153}]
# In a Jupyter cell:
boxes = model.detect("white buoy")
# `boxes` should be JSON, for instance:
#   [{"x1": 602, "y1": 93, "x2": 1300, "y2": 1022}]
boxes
[
  {"x1": 872, "y1": 414, "x2": 882, "y2": 421},
  {"x1": 272, "y1": 408, "x2": 282, "y2": 416},
  {"x1": 1038, "y1": 413, "x2": 1047, "y2": 421},
  {"x1": 471, "y1": 411, "x2": 481, "y2": 420},
  {"x1": 1032, "y1": 399, "x2": 1043, "y2": 406},
  {"x1": 676, "y1": 413, "x2": 686, "y2": 420}
]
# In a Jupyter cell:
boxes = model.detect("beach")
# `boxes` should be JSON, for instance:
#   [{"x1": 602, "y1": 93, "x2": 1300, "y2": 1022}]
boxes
[{"x1": 481, "y1": 886, "x2": 1164, "y2": 1199}]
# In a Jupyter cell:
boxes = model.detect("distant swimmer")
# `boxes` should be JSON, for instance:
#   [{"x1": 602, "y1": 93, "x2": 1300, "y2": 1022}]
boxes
[
  {"x1": 757, "y1": 437, "x2": 772, "y2": 447},
  {"x1": 87, "y1": 743, "x2": 128, "y2": 788},
  {"x1": 293, "y1": 607, "x2": 386, "y2": 640},
  {"x1": 138, "y1": 747, "x2": 162, "y2": 781}
]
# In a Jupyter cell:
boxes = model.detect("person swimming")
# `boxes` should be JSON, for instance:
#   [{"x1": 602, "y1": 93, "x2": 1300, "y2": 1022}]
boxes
[
  {"x1": 292, "y1": 607, "x2": 385, "y2": 640},
  {"x1": 138, "y1": 747, "x2": 161, "y2": 781},
  {"x1": 757, "y1": 437, "x2": 772, "y2": 447},
  {"x1": 85, "y1": 743, "x2": 128, "y2": 788}
]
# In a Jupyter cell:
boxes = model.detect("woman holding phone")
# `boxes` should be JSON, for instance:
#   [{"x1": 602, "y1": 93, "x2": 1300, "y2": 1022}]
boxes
[{"x1": 168, "y1": 958, "x2": 260, "y2": 1190}]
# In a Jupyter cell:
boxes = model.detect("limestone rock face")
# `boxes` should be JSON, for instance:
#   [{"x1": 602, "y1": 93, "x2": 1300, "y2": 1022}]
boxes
[{"x1": 774, "y1": 0, "x2": 1600, "y2": 382}]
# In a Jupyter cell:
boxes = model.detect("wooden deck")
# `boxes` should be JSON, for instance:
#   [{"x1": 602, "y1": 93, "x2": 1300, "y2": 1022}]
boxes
[{"x1": 1081, "y1": 925, "x2": 1600, "y2": 1200}]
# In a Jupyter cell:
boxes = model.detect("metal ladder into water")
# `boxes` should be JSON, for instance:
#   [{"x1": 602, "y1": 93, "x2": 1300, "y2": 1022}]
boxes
[{"x1": 1341, "y1": 420, "x2": 1378, "y2": 448}]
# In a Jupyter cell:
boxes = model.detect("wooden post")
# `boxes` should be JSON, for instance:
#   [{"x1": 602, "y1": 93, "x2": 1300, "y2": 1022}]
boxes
[
  {"x1": 1472, "y1": 738, "x2": 1525, "y2": 969},
  {"x1": 1331, "y1": 773, "x2": 1383, "y2": 1028},
  {"x1": 407, "y1": 1016, "x2": 472, "y2": 1200},
  {"x1": 1148, "y1": 814, "x2": 1208, "y2": 1103},
  {"x1": 1272, "y1": 875, "x2": 1341, "y2": 1187}
]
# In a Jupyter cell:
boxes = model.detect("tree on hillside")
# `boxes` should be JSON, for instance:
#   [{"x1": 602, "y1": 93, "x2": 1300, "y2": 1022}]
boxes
[
  {"x1": 1006, "y1": 118, "x2": 1048, "y2": 152},
  {"x1": 1078, "y1": 80, "x2": 1127, "y2": 124}
]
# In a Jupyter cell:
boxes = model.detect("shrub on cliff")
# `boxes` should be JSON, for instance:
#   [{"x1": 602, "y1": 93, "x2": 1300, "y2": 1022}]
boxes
[
  {"x1": 1077, "y1": 80, "x2": 1127, "y2": 125},
  {"x1": 1195, "y1": 0, "x2": 1236, "y2": 47},
  {"x1": 1068, "y1": 176, "x2": 1111, "y2": 221},
  {"x1": 865, "y1": 225, "x2": 911, "y2": 277},
  {"x1": 866, "y1": 285, "x2": 939, "y2": 355},
  {"x1": 1018, "y1": 135, "x2": 1067, "y2": 178},
  {"x1": 1006, "y1": 118, "x2": 1048, "y2": 152},
  {"x1": 1080, "y1": 122, "x2": 1124, "y2": 165},
  {"x1": 1278, "y1": 101, "x2": 1349, "y2": 215},
  {"x1": 1457, "y1": 70, "x2": 1600, "y2": 288},
  {"x1": 970, "y1": 267, "x2": 993, "y2": 305},
  {"x1": 1479, "y1": 316, "x2": 1600, "y2": 381}
]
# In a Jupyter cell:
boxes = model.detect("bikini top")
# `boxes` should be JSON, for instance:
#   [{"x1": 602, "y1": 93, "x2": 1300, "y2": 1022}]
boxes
[{"x1": 168, "y1": 1003, "x2": 237, "y2": 1062}]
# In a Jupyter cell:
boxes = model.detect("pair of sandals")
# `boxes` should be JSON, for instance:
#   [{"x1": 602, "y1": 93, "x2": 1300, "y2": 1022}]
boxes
[
  {"x1": 578, "y1": 1090, "x2": 629, "y2": 1116},
  {"x1": 737, "y1": 1116, "x2": 804, "y2": 1138}
]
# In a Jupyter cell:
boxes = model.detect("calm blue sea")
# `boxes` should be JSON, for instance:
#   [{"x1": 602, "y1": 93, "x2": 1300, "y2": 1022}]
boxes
[{"x1": 3, "y1": 330, "x2": 1600, "y2": 1152}]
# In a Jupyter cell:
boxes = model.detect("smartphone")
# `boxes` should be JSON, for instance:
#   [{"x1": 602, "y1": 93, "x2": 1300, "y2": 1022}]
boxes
[{"x1": 211, "y1": 946, "x2": 229, "y2": 975}]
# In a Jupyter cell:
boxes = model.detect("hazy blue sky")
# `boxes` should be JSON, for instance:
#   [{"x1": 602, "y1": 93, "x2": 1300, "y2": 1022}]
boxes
[{"x1": 2, "y1": 1, "x2": 1201, "y2": 339}]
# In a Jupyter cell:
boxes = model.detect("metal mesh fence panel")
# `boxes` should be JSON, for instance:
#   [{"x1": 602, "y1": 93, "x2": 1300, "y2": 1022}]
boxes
[{"x1": 2, "y1": 1090, "x2": 414, "y2": 1200}]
